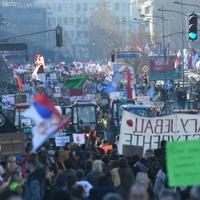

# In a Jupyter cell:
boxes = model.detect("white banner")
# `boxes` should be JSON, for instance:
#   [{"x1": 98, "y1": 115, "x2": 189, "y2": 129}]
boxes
[
  {"x1": 118, "y1": 111, "x2": 200, "y2": 154},
  {"x1": 55, "y1": 136, "x2": 70, "y2": 147}
]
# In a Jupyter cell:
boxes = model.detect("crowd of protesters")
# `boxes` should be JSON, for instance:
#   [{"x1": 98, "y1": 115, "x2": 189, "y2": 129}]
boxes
[{"x1": 0, "y1": 139, "x2": 199, "y2": 200}]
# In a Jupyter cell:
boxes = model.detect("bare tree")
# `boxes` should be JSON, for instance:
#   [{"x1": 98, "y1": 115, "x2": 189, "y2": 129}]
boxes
[{"x1": 88, "y1": 1, "x2": 123, "y2": 62}]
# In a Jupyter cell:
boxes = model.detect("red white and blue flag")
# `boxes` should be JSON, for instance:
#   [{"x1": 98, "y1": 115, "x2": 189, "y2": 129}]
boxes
[
  {"x1": 174, "y1": 50, "x2": 181, "y2": 69},
  {"x1": 189, "y1": 48, "x2": 198, "y2": 69},
  {"x1": 22, "y1": 94, "x2": 69, "y2": 151}
]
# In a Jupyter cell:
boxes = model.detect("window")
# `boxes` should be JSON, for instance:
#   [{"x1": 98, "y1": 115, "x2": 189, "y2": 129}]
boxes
[
  {"x1": 64, "y1": 30, "x2": 68, "y2": 38},
  {"x1": 47, "y1": 19, "x2": 51, "y2": 26},
  {"x1": 76, "y1": 17, "x2": 81, "y2": 26},
  {"x1": 69, "y1": 17, "x2": 74, "y2": 25},
  {"x1": 70, "y1": 30, "x2": 74, "y2": 38},
  {"x1": 51, "y1": 17, "x2": 56, "y2": 26},
  {"x1": 76, "y1": 3, "x2": 81, "y2": 11},
  {"x1": 77, "y1": 31, "x2": 82, "y2": 38},
  {"x1": 83, "y1": 3, "x2": 87, "y2": 11},
  {"x1": 57, "y1": 4, "x2": 62, "y2": 12},
  {"x1": 57, "y1": 17, "x2": 62, "y2": 26},
  {"x1": 64, "y1": 17, "x2": 68, "y2": 25},
  {"x1": 83, "y1": 17, "x2": 88, "y2": 25},
  {"x1": 115, "y1": 3, "x2": 119, "y2": 11},
  {"x1": 145, "y1": 6, "x2": 150, "y2": 14},
  {"x1": 121, "y1": 3, "x2": 126, "y2": 11},
  {"x1": 83, "y1": 31, "x2": 88, "y2": 38}
]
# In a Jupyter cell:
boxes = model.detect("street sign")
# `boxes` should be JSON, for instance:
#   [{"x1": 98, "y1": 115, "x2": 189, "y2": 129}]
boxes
[
  {"x1": 143, "y1": 65, "x2": 149, "y2": 73},
  {"x1": 115, "y1": 51, "x2": 140, "y2": 59}
]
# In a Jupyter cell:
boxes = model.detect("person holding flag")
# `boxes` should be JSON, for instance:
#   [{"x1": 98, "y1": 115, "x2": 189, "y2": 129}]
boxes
[{"x1": 23, "y1": 93, "x2": 69, "y2": 151}]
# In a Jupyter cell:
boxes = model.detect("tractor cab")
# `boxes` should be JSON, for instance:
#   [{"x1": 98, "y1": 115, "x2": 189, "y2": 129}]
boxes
[
  {"x1": 121, "y1": 104, "x2": 153, "y2": 117},
  {"x1": 15, "y1": 105, "x2": 32, "y2": 135},
  {"x1": 62, "y1": 101, "x2": 98, "y2": 133}
]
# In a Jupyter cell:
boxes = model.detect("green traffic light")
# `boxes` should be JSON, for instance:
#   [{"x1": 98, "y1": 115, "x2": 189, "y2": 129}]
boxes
[{"x1": 189, "y1": 32, "x2": 197, "y2": 40}]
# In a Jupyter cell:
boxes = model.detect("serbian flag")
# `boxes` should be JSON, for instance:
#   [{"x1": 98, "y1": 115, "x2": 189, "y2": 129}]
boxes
[
  {"x1": 189, "y1": 48, "x2": 198, "y2": 69},
  {"x1": 16, "y1": 75, "x2": 24, "y2": 92},
  {"x1": 22, "y1": 94, "x2": 69, "y2": 151}
]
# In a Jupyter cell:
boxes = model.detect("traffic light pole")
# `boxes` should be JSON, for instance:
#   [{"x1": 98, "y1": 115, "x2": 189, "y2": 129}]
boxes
[
  {"x1": 161, "y1": 6, "x2": 167, "y2": 72},
  {"x1": 0, "y1": 28, "x2": 56, "y2": 41},
  {"x1": 181, "y1": 0, "x2": 185, "y2": 88}
]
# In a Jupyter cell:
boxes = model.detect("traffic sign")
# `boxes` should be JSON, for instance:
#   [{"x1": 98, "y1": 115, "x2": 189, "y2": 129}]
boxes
[{"x1": 143, "y1": 65, "x2": 149, "y2": 73}]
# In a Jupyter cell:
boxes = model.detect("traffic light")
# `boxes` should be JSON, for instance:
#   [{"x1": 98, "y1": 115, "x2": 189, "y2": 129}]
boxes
[
  {"x1": 111, "y1": 51, "x2": 115, "y2": 62},
  {"x1": 188, "y1": 13, "x2": 198, "y2": 41},
  {"x1": 56, "y1": 25, "x2": 63, "y2": 47},
  {"x1": 143, "y1": 73, "x2": 148, "y2": 85}
]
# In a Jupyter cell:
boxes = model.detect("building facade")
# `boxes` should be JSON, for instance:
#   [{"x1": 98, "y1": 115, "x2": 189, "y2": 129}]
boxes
[
  {"x1": 35, "y1": 0, "x2": 139, "y2": 60},
  {"x1": 0, "y1": 0, "x2": 47, "y2": 61},
  {"x1": 137, "y1": 0, "x2": 200, "y2": 50}
]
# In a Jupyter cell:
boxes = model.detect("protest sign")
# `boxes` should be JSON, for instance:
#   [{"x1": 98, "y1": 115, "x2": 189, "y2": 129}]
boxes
[
  {"x1": 55, "y1": 136, "x2": 70, "y2": 147},
  {"x1": 73, "y1": 133, "x2": 85, "y2": 144},
  {"x1": 122, "y1": 145, "x2": 143, "y2": 158},
  {"x1": 136, "y1": 96, "x2": 150, "y2": 104},
  {"x1": 167, "y1": 140, "x2": 200, "y2": 187},
  {"x1": 2, "y1": 95, "x2": 15, "y2": 110},
  {"x1": 118, "y1": 110, "x2": 200, "y2": 154}
]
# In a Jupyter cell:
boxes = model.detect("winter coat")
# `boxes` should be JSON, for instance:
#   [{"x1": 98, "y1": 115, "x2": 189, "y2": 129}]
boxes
[
  {"x1": 153, "y1": 169, "x2": 166, "y2": 195},
  {"x1": 24, "y1": 167, "x2": 46, "y2": 200}
]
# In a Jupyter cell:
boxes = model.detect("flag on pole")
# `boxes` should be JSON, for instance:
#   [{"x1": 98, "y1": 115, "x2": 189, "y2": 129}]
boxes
[
  {"x1": 16, "y1": 75, "x2": 24, "y2": 92},
  {"x1": 32, "y1": 54, "x2": 46, "y2": 83},
  {"x1": 174, "y1": 50, "x2": 181, "y2": 69},
  {"x1": 189, "y1": 48, "x2": 198, "y2": 69},
  {"x1": 64, "y1": 75, "x2": 88, "y2": 89},
  {"x1": 22, "y1": 94, "x2": 69, "y2": 151},
  {"x1": 126, "y1": 70, "x2": 133, "y2": 100}
]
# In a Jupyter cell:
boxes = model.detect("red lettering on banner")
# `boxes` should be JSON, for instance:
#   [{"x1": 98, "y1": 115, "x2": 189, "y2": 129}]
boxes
[{"x1": 144, "y1": 120, "x2": 153, "y2": 133}]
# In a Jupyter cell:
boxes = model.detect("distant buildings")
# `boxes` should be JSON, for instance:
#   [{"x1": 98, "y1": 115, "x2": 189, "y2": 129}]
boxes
[
  {"x1": 34, "y1": 0, "x2": 139, "y2": 60},
  {"x1": 135, "y1": 0, "x2": 200, "y2": 50},
  {"x1": 0, "y1": 1, "x2": 47, "y2": 57}
]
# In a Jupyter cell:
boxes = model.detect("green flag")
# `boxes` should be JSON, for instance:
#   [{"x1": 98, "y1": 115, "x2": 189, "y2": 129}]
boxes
[{"x1": 64, "y1": 75, "x2": 88, "y2": 89}]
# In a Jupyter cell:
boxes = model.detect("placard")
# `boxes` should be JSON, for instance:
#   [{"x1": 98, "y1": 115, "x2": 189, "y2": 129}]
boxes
[
  {"x1": 2, "y1": 95, "x2": 15, "y2": 110},
  {"x1": 73, "y1": 133, "x2": 85, "y2": 144},
  {"x1": 55, "y1": 136, "x2": 70, "y2": 147},
  {"x1": 167, "y1": 140, "x2": 200, "y2": 187}
]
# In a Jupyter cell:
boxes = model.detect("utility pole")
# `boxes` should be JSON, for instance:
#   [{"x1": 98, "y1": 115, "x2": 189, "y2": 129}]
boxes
[
  {"x1": 181, "y1": 0, "x2": 184, "y2": 88},
  {"x1": 161, "y1": 6, "x2": 167, "y2": 72}
]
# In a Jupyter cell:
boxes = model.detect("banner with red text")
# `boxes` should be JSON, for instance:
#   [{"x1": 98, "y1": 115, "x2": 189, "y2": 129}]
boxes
[{"x1": 118, "y1": 111, "x2": 200, "y2": 154}]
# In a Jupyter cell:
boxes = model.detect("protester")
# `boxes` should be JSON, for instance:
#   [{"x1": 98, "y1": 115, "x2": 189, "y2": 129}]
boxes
[
  {"x1": 158, "y1": 189, "x2": 180, "y2": 200},
  {"x1": 117, "y1": 157, "x2": 135, "y2": 199},
  {"x1": 129, "y1": 184, "x2": 149, "y2": 200},
  {"x1": 153, "y1": 160, "x2": 167, "y2": 196}
]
